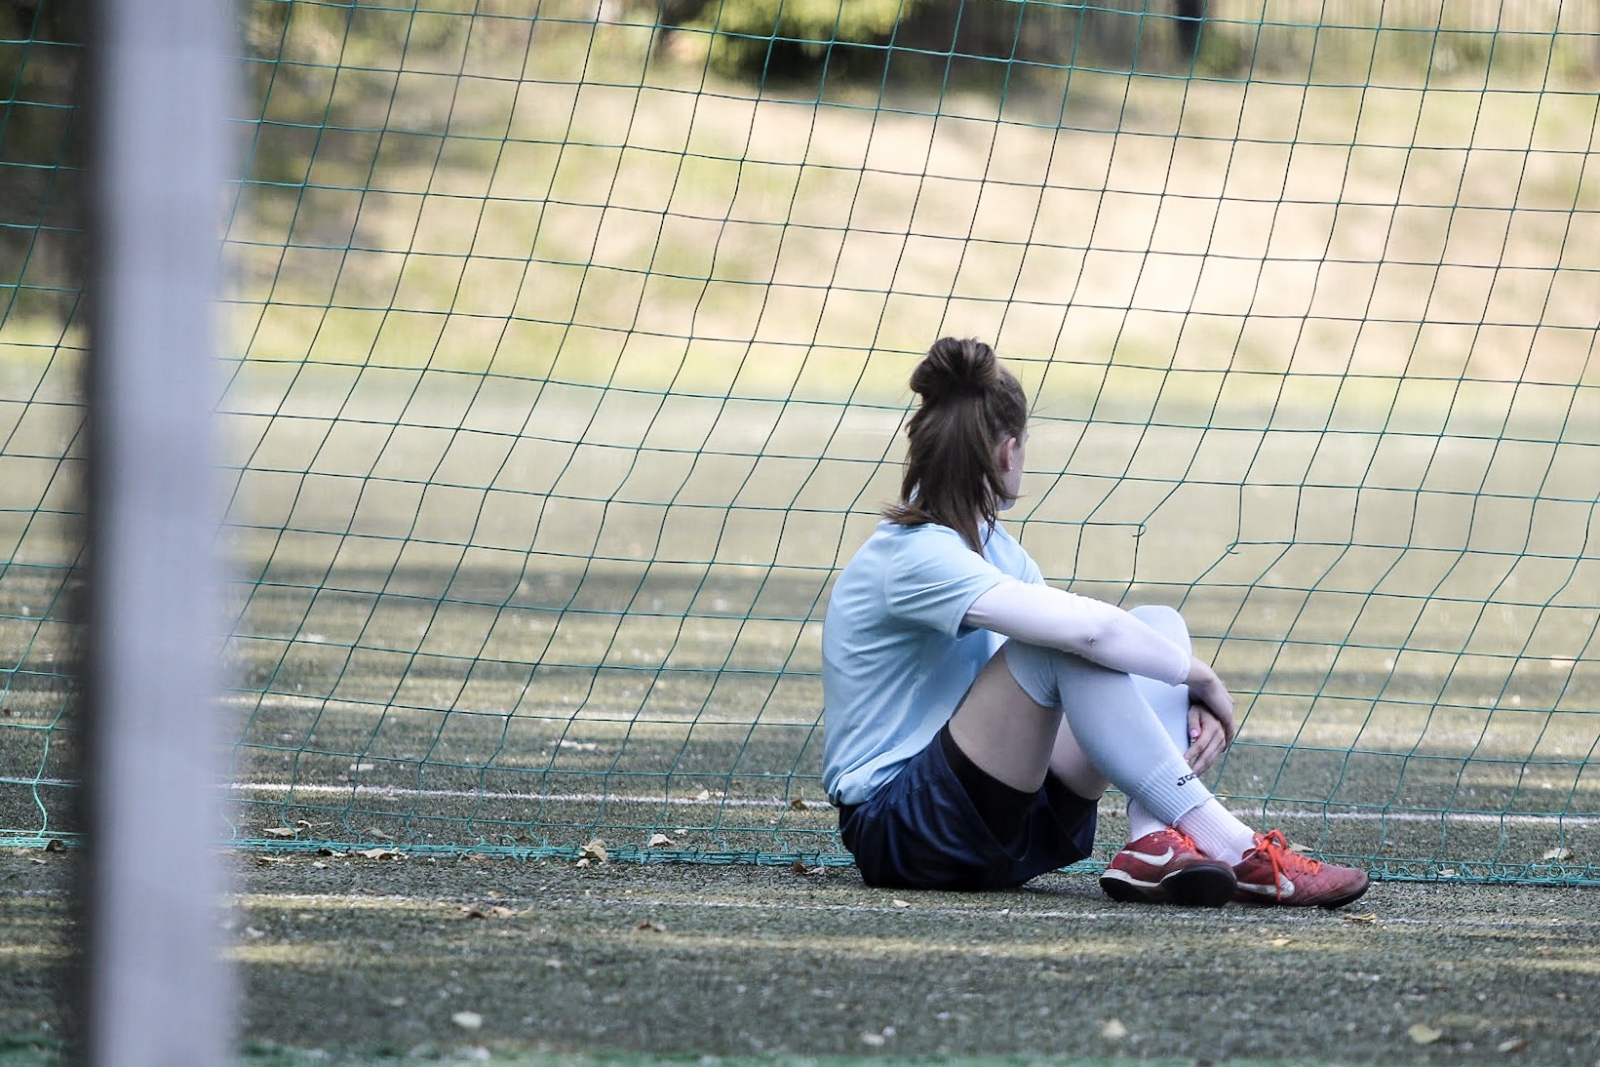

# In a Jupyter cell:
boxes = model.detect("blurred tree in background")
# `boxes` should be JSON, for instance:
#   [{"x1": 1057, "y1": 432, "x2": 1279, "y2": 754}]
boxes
[
  {"x1": 4, "y1": 0, "x2": 1596, "y2": 331},
  {"x1": 658, "y1": 0, "x2": 926, "y2": 77},
  {"x1": 0, "y1": 0, "x2": 81, "y2": 325}
]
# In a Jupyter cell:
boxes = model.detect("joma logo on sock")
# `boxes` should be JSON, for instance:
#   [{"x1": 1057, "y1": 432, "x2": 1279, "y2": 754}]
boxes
[{"x1": 1175, "y1": 771, "x2": 1199, "y2": 787}]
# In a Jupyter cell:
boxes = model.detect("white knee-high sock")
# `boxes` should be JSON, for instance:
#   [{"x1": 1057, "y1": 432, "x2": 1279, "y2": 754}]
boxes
[
  {"x1": 1124, "y1": 669, "x2": 1191, "y2": 841},
  {"x1": 1009, "y1": 638, "x2": 1257, "y2": 864},
  {"x1": 1176, "y1": 801, "x2": 1257, "y2": 865},
  {"x1": 1124, "y1": 800, "x2": 1167, "y2": 842},
  {"x1": 1129, "y1": 653, "x2": 1255, "y2": 864},
  {"x1": 1048, "y1": 662, "x2": 1213, "y2": 826},
  {"x1": 1120, "y1": 736, "x2": 1255, "y2": 864},
  {"x1": 1126, "y1": 668, "x2": 1190, "y2": 844}
]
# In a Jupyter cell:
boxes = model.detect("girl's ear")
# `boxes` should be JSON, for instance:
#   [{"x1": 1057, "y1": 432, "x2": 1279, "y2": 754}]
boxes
[{"x1": 997, "y1": 435, "x2": 1018, "y2": 472}]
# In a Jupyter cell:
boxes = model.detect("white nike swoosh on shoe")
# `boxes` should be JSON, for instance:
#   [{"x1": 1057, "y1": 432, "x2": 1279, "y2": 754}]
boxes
[
  {"x1": 1122, "y1": 848, "x2": 1175, "y2": 865},
  {"x1": 1238, "y1": 877, "x2": 1297, "y2": 898}
]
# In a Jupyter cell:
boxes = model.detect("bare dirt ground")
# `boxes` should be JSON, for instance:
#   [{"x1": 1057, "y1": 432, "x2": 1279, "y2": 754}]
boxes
[{"x1": 3, "y1": 849, "x2": 1599, "y2": 1066}]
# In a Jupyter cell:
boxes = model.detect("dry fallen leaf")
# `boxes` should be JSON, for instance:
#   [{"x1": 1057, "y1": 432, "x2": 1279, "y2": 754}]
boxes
[
  {"x1": 1340, "y1": 912, "x2": 1378, "y2": 924},
  {"x1": 634, "y1": 919, "x2": 665, "y2": 932},
  {"x1": 647, "y1": 832, "x2": 675, "y2": 848},
  {"x1": 580, "y1": 838, "x2": 609, "y2": 863},
  {"x1": 451, "y1": 1011, "x2": 483, "y2": 1031},
  {"x1": 1266, "y1": 937, "x2": 1294, "y2": 947},
  {"x1": 1101, "y1": 1019, "x2": 1128, "y2": 1041},
  {"x1": 891, "y1": 898, "x2": 912, "y2": 908},
  {"x1": 1496, "y1": 1037, "x2": 1527, "y2": 1053},
  {"x1": 262, "y1": 826, "x2": 297, "y2": 840},
  {"x1": 357, "y1": 847, "x2": 402, "y2": 860},
  {"x1": 1407, "y1": 1024, "x2": 1442, "y2": 1046},
  {"x1": 1541, "y1": 846, "x2": 1574, "y2": 862},
  {"x1": 859, "y1": 1032, "x2": 886, "y2": 1048},
  {"x1": 789, "y1": 797, "x2": 809, "y2": 811},
  {"x1": 460, "y1": 904, "x2": 517, "y2": 920},
  {"x1": 694, "y1": 788, "x2": 712, "y2": 801}
]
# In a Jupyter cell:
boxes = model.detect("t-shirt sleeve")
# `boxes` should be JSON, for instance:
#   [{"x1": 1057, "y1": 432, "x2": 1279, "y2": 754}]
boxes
[
  {"x1": 881, "y1": 525, "x2": 1008, "y2": 637},
  {"x1": 1021, "y1": 550, "x2": 1044, "y2": 586}
]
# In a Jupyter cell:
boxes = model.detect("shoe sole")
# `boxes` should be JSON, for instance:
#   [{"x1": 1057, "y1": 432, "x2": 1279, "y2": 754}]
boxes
[
  {"x1": 1100, "y1": 863, "x2": 1236, "y2": 907},
  {"x1": 1099, "y1": 870, "x2": 1162, "y2": 904},
  {"x1": 1233, "y1": 878, "x2": 1371, "y2": 909}
]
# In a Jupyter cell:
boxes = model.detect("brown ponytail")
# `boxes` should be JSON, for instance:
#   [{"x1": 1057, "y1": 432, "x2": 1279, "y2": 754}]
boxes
[{"x1": 885, "y1": 337, "x2": 1029, "y2": 552}]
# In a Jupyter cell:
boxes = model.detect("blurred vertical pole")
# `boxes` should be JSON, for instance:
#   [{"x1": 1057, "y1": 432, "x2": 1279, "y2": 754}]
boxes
[{"x1": 81, "y1": 0, "x2": 235, "y2": 1065}]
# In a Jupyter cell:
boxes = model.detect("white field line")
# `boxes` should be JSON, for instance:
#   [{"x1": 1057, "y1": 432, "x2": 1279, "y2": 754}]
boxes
[
  {"x1": 223, "y1": 780, "x2": 1600, "y2": 826},
  {"x1": 227, "y1": 780, "x2": 803, "y2": 808},
  {"x1": 9, "y1": 775, "x2": 1598, "y2": 826}
]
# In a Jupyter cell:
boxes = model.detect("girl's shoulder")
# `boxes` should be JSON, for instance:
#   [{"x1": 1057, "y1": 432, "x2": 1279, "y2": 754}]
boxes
[
  {"x1": 853, "y1": 520, "x2": 984, "y2": 576},
  {"x1": 980, "y1": 522, "x2": 1039, "y2": 580},
  {"x1": 874, "y1": 519, "x2": 1034, "y2": 581},
  {"x1": 876, "y1": 518, "x2": 972, "y2": 556}
]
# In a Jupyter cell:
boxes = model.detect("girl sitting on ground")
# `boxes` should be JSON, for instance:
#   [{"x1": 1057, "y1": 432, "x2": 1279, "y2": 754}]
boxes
[{"x1": 821, "y1": 336, "x2": 1368, "y2": 908}]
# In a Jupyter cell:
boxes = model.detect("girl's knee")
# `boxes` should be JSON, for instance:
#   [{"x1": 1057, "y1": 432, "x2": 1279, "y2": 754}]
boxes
[
  {"x1": 999, "y1": 640, "x2": 1063, "y2": 707},
  {"x1": 1128, "y1": 603, "x2": 1191, "y2": 652}
]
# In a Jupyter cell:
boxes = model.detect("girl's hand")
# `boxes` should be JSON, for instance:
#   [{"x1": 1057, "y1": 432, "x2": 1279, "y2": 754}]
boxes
[
  {"x1": 1183, "y1": 656, "x2": 1236, "y2": 743},
  {"x1": 1185, "y1": 702, "x2": 1230, "y2": 775}
]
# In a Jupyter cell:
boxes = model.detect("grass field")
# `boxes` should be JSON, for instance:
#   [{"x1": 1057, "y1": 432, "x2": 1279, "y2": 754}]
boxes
[
  {"x1": 4, "y1": 0, "x2": 1600, "y2": 876},
  {"x1": 2, "y1": 382, "x2": 1596, "y2": 880},
  {"x1": 3, "y1": 851, "x2": 1600, "y2": 1066},
  {"x1": 218, "y1": 5, "x2": 1600, "y2": 393}
]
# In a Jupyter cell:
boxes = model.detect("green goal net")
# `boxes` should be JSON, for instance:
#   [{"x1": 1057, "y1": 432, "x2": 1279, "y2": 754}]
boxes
[{"x1": 2, "y1": 0, "x2": 1597, "y2": 884}]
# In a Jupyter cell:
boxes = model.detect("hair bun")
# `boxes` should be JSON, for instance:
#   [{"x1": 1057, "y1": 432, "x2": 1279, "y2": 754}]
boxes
[{"x1": 910, "y1": 337, "x2": 996, "y2": 403}]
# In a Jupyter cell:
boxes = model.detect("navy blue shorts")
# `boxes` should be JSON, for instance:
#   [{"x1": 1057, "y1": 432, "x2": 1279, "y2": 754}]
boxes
[{"x1": 837, "y1": 733, "x2": 1098, "y2": 892}]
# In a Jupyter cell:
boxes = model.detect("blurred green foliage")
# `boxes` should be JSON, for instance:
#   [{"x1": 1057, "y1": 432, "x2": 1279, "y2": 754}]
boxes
[{"x1": 669, "y1": 0, "x2": 923, "y2": 77}]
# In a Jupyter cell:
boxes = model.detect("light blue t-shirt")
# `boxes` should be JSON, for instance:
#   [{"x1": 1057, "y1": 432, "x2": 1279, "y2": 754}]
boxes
[{"x1": 821, "y1": 519, "x2": 1042, "y2": 806}]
